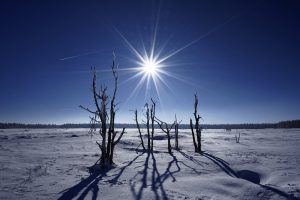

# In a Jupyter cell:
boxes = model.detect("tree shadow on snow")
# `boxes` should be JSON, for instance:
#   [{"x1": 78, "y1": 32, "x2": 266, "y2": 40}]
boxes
[
  {"x1": 57, "y1": 168, "x2": 107, "y2": 200},
  {"x1": 57, "y1": 150, "x2": 298, "y2": 200},
  {"x1": 130, "y1": 151, "x2": 186, "y2": 200},
  {"x1": 130, "y1": 150, "x2": 227, "y2": 200},
  {"x1": 202, "y1": 152, "x2": 298, "y2": 200},
  {"x1": 202, "y1": 152, "x2": 237, "y2": 177},
  {"x1": 130, "y1": 152, "x2": 165, "y2": 200},
  {"x1": 57, "y1": 152, "x2": 145, "y2": 200}
]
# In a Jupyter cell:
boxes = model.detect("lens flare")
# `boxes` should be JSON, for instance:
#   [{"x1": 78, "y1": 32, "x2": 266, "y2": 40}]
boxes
[
  {"x1": 111, "y1": 9, "x2": 241, "y2": 107},
  {"x1": 142, "y1": 59, "x2": 159, "y2": 75}
]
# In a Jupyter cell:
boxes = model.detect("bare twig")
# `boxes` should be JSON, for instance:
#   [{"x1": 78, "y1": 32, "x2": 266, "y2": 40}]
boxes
[
  {"x1": 154, "y1": 116, "x2": 175, "y2": 154},
  {"x1": 80, "y1": 55, "x2": 125, "y2": 168}
]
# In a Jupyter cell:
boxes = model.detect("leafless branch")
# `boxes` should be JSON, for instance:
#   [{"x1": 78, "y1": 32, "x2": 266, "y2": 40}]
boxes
[{"x1": 79, "y1": 105, "x2": 97, "y2": 115}]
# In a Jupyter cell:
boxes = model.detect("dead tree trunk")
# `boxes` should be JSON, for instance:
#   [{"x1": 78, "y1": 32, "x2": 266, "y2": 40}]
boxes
[
  {"x1": 150, "y1": 98, "x2": 156, "y2": 151},
  {"x1": 110, "y1": 127, "x2": 125, "y2": 163},
  {"x1": 145, "y1": 103, "x2": 151, "y2": 151},
  {"x1": 99, "y1": 86, "x2": 108, "y2": 166},
  {"x1": 174, "y1": 115, "x2": 182, "y2": 150},
  {"x1": 134, "y1": 109, "x2": 145, "y2": 150},
  {"x1": 155, "y1": 117, "x2": 175, "y2": 154},
  {"x1": 80, "y1": 55, "x2": 125, "y2": 169},
  {"x1": 175, "y1": 123, "x2": 179, "y2": 149},
  {"x1": 134, "y1": 99, "x2": 156, "y2": 152},
  {"x1": 190, "y1": 94, "x2": 202, "y2": 153}
]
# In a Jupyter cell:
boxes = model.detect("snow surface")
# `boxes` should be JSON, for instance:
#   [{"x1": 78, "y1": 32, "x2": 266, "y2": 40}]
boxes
[{"x1": 0, "y1": 128, "x2": 299, "y2": 200}]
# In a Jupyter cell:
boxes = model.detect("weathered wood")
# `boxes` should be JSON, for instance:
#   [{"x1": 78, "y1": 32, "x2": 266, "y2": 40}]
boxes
[
  {"x1": 150, "y1": 98, "x2": 156, "y2": 151},
  {"x1": 174, "y1": 115, "x2": 181, "y2": 150},
  {"x1": 134, "y1": 110, "x2": 145, "y2": 150},
  {"x1": 155, "y1": 117, "x2": 175, "y2": 154},
  {"x1": 80, "y1": 56, "x2": 125, "y2": 168},
  {"x1": 190, "y1": 94, "x2": 202, "y2": 153}
]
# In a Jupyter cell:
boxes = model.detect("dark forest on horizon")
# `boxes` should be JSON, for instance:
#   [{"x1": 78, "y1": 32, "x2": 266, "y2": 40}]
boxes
[{"x1": 0, "y1": 120, "x2": 300, "y2": 129}]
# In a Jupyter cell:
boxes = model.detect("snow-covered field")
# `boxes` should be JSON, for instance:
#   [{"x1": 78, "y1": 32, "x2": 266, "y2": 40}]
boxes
[{"x1": 0, "y1": 128, "x2": 299, "y2": 200}]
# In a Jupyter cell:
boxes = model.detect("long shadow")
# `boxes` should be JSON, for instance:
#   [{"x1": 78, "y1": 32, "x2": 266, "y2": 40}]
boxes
[
  {"x1": 130, "y1": 151, "x2": 183, "y2": 200},
  {"x1": 57, "y1": 150, "x2": 296, "y2": 200},
  {"x1": 150, "y1": 150, "x2": 210, "y2": 199},
  {"x1": 177, "y1": 149, "x2": 209, "y2": 175},
  {"x1": 202, "y1": 152, "x2": 237, "y2": 177},
  {"x1": 109, "y1": 151, "x2": 145, "y2": 185},
  {"x1": 151, "y1": 152, "x2": 168, "y2": 200},
  {"x1": 178, "y1": 149, "x2": 208, "y2": 167},
  {"x1": 202, "y1": 151, "x2": 296, "y2": 199},
  {"x1": 130, "y1": 152, "x2": 151, "y2": 200},
  {"x1": 76, "y1": 172, "x2": 105, "y2": 200},
  {"x1": 57, "y1": 152, "x2": 145, "y2": 200},
  {"x1": 159, "y1": 152, "x2": 181, "y2": 183},
  {"x1": 57, "y1": 168, "x2": 108, "y2": 200}
]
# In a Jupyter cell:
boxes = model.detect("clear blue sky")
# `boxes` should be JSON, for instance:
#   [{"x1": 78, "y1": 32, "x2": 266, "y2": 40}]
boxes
[{"x1": 0, "y1": 0, "x2": 299, "y2": 124}]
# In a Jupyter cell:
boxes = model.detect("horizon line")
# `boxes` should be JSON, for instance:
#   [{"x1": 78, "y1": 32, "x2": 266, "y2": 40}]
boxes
[{"x1": 1, "y1": 119, "x2": 299, "y2": 126}]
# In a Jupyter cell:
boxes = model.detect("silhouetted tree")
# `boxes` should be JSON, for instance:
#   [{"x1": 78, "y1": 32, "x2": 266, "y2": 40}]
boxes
[
  {"x1": 190, "y1": 94, "x2": 202, "y2": 153},
  {"x1": 174, "y1": 115, "x2": 182, "y2": 150},
  {"x1": 80, "y1": 56, "x2": 125, "y2": 168},
  {"x1": 134, "y1": 109, "x2": 145, "y2": 150},
  {"x1": 155, "y1": 117, "x2": 175, "y2": 154},
  {"x1": 134, "y1": 99, "x2": 156, "y2": 152},
  {"x1": 144, "y1": 103, "x2": 151, "y2": 150},
  {"x1": 150, "y1": 98, "x2": 156, "y2": 151}
]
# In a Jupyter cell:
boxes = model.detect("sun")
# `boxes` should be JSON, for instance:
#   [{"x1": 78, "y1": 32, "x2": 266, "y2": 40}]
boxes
[{"x1": 142, "y1": 59, "x2": 159, "y2": 75}]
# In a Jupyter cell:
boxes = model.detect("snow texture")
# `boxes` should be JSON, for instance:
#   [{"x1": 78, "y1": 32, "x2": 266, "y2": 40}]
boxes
[{"x1": 0, "y1": 128, "x2": 299, "y2": 199}]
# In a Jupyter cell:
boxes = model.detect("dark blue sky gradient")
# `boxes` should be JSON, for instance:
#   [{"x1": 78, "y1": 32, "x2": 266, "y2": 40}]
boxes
[{"x1": 0, "y1": 0, "x2": 299, "y2": 124}]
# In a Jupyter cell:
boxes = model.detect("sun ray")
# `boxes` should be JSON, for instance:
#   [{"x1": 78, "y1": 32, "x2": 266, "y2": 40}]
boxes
[
  {"x1": 157, "y1": 69, "x2": 196, "y2": 86},
  {"x1": 113, "y1": 26, "x2": 146, "y2": 63},
  {"x1": 123, "y1": 72, "x2": 148, "y2": 105},
  {"x1": 156, "y1": 13, "x2": 240, "y2": 65},
  {"x1": 146, "y1": 73, "x2": 151, "y2": 92},
  {"x1": 119, "y1": 70, "x2": 144, "y2": 86},
  {"x1": 152, "y1": 74, "x2": 163, "y2": 106},
  {"x1": 114, "y1": 10, "x2": 242, "y2": 103},
  {"x1": 150, "y1": 5, "x2": 160, "y2": 61},
  {"x1": 155, "y1": 72, "x2": 176, "y2": 96},
  {"x1": 153, "y1": 36, "x2": 172, "y2": 61}
]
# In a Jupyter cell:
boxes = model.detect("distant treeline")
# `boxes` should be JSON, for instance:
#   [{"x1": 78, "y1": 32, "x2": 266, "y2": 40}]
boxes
[
  {"x1": 1, "y1": 120, "x2": 300, "y2": 129},
  {"x1": 200, "y1": 120, "x2": 300, "y2": 129}
]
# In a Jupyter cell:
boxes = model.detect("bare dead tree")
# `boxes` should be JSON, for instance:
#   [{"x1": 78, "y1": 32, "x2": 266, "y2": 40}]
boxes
[
  {"x1": 174, "y1": 115, "x2": 182, "y2": 150},
  {"x1": 190, "y1": 94, "x2": 202, "y2": 153},
  {"x1": 134, "y1": 109, "x2": 145, "y2": 150},
  {"x1": 150, "y1": 98, "x2": 156, "y2": 151},
  {"x1": 144, "y1": 103, "x2": 151, "y2": 151},
  {"x1": 155, "y1": 117, "x2": 175, "y2": 154},
  {"x1": 134, "y1": 99, "x2": 156, "y2": 152},
  {"x1": 80, "y1": 56, "x2": 125, "y2": 168}
]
